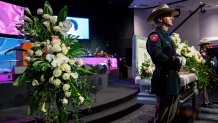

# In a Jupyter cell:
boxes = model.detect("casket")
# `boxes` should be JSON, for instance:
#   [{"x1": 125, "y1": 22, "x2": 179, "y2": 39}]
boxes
[{"x1": 137, "y1": 73, "x2": 198, "y2": 105}]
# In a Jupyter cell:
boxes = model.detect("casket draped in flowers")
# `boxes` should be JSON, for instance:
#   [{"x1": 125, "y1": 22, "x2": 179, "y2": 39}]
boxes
[
  {"x1": 12, "y1": 1, "x2": 96, "y2": 123},
  {"x1": 170, "y1": 33, "x2": 214, "y2": 89}
]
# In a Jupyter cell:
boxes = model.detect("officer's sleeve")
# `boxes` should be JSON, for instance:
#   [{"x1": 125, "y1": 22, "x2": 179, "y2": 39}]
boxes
[{"x1": 146, "y1": 32, "x2": 179, "y2": 67}]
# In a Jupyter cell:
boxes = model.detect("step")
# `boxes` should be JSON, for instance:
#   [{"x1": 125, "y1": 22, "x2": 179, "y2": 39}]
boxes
[
  {"x1": 200, "y1": 106, "x2": 218, "y2": 114},
  {"x1": 194, "y1": 120, "x2": 218, "y2": 123},
  {"x1": 79, "y1": 87, "x2": 139, "y2": 116},
  {"x1": 78, "y1": 97, "x2": 142, "y2": 123},
  {"x1": 198, "y1": 113, "x2": 218, "y2": 122}
]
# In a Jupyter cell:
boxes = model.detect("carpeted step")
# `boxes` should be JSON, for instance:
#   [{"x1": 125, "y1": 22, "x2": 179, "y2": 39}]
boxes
[
  {"x1": 194, "y1": 120, "x2": 218, "y2": 123},
  {"x1": 79, "y1": 97, "x2": 142, "y2": 123},
  {"x1": 197, "y1": 113, "x2": 218, "y2": 122},
  {"x1": 200, "y1": 106, "x2": 218, "y2": 114}
]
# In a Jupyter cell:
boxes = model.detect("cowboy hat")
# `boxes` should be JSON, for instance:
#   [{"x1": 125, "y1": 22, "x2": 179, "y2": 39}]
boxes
[
  {"x1": 197, "y1": 39, "x2": 212, "y2": 46},
  {"x1": 147, "y1": 4, "x2": 179, "y2": 24}
]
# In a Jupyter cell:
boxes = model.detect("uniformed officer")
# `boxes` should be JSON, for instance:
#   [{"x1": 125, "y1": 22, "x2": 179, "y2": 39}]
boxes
[
  {"x1": 146, "y1": 4, "x2": 186, "y2": 123},
  {"x1": 198, "y1": 39, "x2": 214, "y2": 108}
]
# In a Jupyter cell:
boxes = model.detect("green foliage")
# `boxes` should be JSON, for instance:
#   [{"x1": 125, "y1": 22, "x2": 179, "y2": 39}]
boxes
[
  {"x1": 139, "y1": 54, "x2": 152, "y2": 79},
  {"x1": 184, "y1": 55, "x2": 213, "y2": 89}
]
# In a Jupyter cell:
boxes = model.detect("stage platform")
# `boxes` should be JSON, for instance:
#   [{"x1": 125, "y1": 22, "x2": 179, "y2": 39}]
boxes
[{"x1": 0, "y1": 79, "x2": 141, "y2": 123}]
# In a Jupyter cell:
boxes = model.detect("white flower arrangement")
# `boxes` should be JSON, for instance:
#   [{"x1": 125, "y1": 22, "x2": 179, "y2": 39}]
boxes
[
  {"x1": 170, "y1": 33, "x2": 213, "y2": 89},
  {"x1": 12, "y1": 1, "x2": 95, "y2": 122}
]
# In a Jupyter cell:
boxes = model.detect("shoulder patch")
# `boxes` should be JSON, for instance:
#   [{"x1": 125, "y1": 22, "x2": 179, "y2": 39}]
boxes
[{"x1": 149, "y1": 33, "x2": 159, "y2": 42}]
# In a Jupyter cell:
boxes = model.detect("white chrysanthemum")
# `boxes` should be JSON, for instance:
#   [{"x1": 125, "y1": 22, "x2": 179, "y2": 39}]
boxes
[
  {"x1": 53, "y1": 69, "x2": 62, "y2": 77},
  {"x1": 69, "y1": 58, "x2": 75, "y2": 65},
  {"x1": 46, "y1": 54, "x2": 54, "y2": 62},
  {"x1": 63, "y1": 84, "x2": 70, "y2": 91},
  {"x1": 32, "y1": 79, "x2": 39, "y2": 86},
  {"x1": 62, "y1": 98, "x2": 68, "y2": 105},
  {"x1": 40, "y1": 75, "x2": 45, "y2": 82},
  {"x1": 52, "y1": 44, "x2": 62, "y2": 52},
  {"x1": 65, "y1": 91, "x2": 71, "y2": 97},
  {"x1": 53, "y1": 79, "x2": 61, "y2": 87},
  {"x1": 24, "y1": 56, "x2": 31, "y2": 63},
  {"x1": 35, "y1": 49, "x2": 43, "y2": 56},
  {"x1": 50, "y1": 16, "x2": 57, "y2": 23},
  {"x1": 42, "y1": 14, "x2": 50, "y2": 20},
  {"x1": 79, "y1": 96, "x2": 84, "y2": 104},
  {"x1": 71, "y1": 72, "x2": 78, "y2": 79},
  {"x1": 61, "y1": 63, "x2": 71, "y2": 72},
  {"x1": 63, "y1": 73, "x2": 70, "y2": 80},
  {"x1": 27, "y1": 50, "x2": 34, "y2": 56},
  {"x1": 37, "y1": 8, "x2": 43, "y2": 15},
  {"x1": 53, "y1": 26, "x2": 61, "y2": 32}
]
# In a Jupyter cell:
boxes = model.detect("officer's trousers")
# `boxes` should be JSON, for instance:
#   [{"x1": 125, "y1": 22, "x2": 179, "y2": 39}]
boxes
[{"x1": 154, "y1": 95, "x2": 179, "y2": 123}]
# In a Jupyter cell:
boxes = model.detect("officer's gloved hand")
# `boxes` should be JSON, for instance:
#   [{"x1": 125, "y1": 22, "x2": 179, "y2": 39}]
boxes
[
  {"x1": 178, "y1": 56, "x2": 186, "y2": 66},
  {"x1": 210, "y1": 61, "x2": 215, "y2": 66}
]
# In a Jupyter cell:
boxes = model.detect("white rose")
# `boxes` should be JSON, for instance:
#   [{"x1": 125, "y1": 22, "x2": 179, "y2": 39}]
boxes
[
  {"x1": 63, "y1": 73, "x2": 70, "y2": 80},
  {"x1": 46, "y1": 40, "x2": 50, "y2": 45},
  {"x1": 76, "y1": 59, "x2": 83, "y2": 66},
  {"x1": 37, "y1": 8, "x2": 43, "y2": 15},
  {"x1": 53, "y1": 26, "x2": 61, "y2": 32},
  {"x1": 41, "y1": 102, "x2": 47, "y2": 113},
  {"x1": 53, "y1": 69, "x2": 62, "y2": 77},
  {"x1": 31, "y1": 43, "x2": 41, "y2": 47},
  {"x1": 50, "y1": 16, "x2": 57, "y2": 23},
  {"x1": 24, "y1": 7, "x2": 31, "y2": 15},
  {"x1": 46, "y1": 54, "x2": 54, "y2": 62},
  {"x1": 51, "y1": 60, "x2": 62, "y2": 67},
  {"x1": 42, "y1": 14, "x2": 50, "y2": 20},
  {"x1": 46, "y1": 45, "x2": 53, "y2": 54},
  {"x1": 52, "y1": 44, "x2": 62, "y2": 52},
  {"x1": 71, "y1": 72, "x2": 78, "y2": 79},
  {"x1": 43, "y1": 21, "x2": 50, "y2": 27},
  {"x1": 69, "y1": 58, "x2": 75, "y2": 65},
  {"x1": 40, "y1": 75, "x2": 45, "y2": 82},
  {"x1": 49, "y1": 76, "x2": 54, "y2": 83},
  {"x1": 62, "y1": 98, "x2": 68, "y2": 105},
  {"x1": 65, "y1": 91, "x2": 71, "y2": 97},
  {"x1": 62, "y1": 46, "x2": 68, "y2": 55},
  {"x1": 61, "y1": 63, "x2": 71, "y2": 72},
  {"x1": 56, "y1": 53, "x2": 65, "y2": 60},
  {"x1": 32, "y1": 79, "x2": 39, "y2": 86},
  {"x1": 51, "y1": 39, "x2": 61, "y2": 45},
  {"x1": 23, "y1": 15, "x2": 32, "y2": 22},
  {"x1": 35, "y1": 50, "x2": 43, "y2": 57},
  {"x1": 53, "y1": 79, "x2": 61, "y2": 87},
  {"x1": 27, "y1": 50, "x2": 34, "y2": 56},
  {"x1": 79, "y1": 96, "x2": 84, "y2": 104},
  {"x1": 63, "y1": 84, "x2": 70, "y2": 91},
  {"x1": 24, "y1": 56, "x2": 31, "y2": 63}
]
